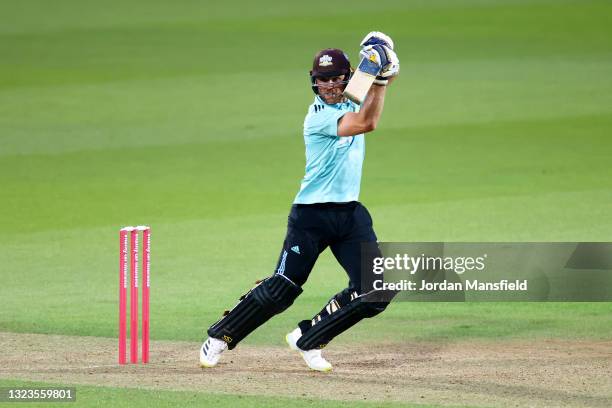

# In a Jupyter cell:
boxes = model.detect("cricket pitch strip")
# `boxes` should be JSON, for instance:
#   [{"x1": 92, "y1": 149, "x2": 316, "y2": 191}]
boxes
[{"x1": 0, "y1": 332, "x2": 610, "y2": 407}]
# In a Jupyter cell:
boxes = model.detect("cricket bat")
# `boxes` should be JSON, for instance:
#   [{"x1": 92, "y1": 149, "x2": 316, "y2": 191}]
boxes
[{"x1": 343, "y1": 55, "x2": 382, "y2": 104}]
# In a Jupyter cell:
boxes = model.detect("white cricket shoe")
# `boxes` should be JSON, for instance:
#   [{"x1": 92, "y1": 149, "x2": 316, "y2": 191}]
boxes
[
  {"x1": 285, "y1": 327, "x2": 332, "y2": 372},
  {"x1": 199, "y1": 337, "x2": 228, "y2": 368}
]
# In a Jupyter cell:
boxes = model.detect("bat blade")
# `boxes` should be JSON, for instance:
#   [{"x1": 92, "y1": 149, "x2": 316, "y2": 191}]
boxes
[{"x1": 343, "y1": 57, "x2": 381, "y2": 104}]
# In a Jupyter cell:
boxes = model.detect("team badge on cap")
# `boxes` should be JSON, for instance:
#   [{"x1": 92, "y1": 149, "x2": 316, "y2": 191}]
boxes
[{"x1": 319, "y1": 55, "x2": 333, "y2": 66}]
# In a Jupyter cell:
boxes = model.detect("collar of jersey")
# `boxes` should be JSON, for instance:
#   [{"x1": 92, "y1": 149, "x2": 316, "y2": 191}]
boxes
[{"x1": 315, "y1": 95, "x2": 351, "y2": 109}]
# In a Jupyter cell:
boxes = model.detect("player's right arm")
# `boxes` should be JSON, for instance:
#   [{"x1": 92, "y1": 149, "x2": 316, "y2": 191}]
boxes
[
  {"x1": 338, "y1": 34, "x2": 399, "y2": 137},
  {"x1": 337, "y1": 76, "x2": 395, "y2": 137}
]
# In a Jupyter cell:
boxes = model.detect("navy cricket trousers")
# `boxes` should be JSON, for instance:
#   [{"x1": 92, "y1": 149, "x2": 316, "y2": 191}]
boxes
[{"x1": 273, "y1": 201, "x2": 378, "y2": 293}]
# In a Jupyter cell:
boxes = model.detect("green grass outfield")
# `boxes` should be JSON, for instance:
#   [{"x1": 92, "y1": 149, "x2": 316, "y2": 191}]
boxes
[
  {"x1": 0, "y1": 380, "x2": 445, "y2": 408},
  {"x1": 1, "y1": 0, "x2": 611, "y2": 406}
]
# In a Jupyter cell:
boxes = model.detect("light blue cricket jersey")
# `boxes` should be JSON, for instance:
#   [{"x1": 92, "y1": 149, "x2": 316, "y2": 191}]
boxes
[{"x1": 293, "y1": 95, "x2": 365, "y2": 204}]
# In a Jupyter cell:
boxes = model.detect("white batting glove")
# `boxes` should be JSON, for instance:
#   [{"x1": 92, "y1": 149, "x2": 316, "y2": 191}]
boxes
[
  {"x1": 379, "y1": 46, "x2": 400, "y2": 79},
  {"x1": 359, "y1": 44, "x2": 389, "y2": 69},
  {"x1": 360, "y1": 44, "x2": 399, "y2": 85},
  {"x1": 360, "y1": 31, "x2": 395, "y2": 50}
]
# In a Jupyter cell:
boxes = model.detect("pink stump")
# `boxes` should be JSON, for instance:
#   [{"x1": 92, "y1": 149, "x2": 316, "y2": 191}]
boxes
[
  {"x1": 142, "y1": 227, "x2": 150, "y2": 363},
  {"x1": 119, "y1": 229, "x2": 128, "y2": 364},
  {"x1": 130, "y1": 229, "x2": 139, "y2": 364}
]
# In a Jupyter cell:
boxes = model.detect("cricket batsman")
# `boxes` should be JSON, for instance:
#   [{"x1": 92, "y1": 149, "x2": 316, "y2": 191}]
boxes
[{"x1": 200, "y1": 32, "x2": 400, "y2": 372}]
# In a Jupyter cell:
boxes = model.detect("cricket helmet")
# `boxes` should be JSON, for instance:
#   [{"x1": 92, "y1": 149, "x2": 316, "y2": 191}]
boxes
[{"x1": 310, "y1": 48, "x2": 353, "y2": 95}]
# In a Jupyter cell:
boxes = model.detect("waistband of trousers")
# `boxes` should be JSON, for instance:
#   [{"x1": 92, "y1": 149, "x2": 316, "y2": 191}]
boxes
[{"x1": 293, "y1": 201, "x2": 359, "y2": 210}]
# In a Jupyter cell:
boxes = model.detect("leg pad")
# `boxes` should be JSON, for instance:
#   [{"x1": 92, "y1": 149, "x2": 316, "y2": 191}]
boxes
[
  {"x1": 296, "y1": 289, "x2": 390, "y2": 350},
  {"x1": 208, "y1": 275, "x2": 302, "y2": 349}
]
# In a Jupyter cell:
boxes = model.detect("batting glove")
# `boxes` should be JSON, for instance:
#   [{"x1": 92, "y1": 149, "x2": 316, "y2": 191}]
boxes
[
  {"x1": 379, "y1": 46, "x2": 400, "y2": 79},
  {"x1": 360, "y1": 32, "x2": 398, "y2": 85},
  {"x1": 359, "y1": 44, "x2": 390, "y2": 85},
  {"x1": 360, "y1": 31, "x2": 395, "y2": 50},
  {"x1": 360, "y1": 44, "x2": 399, "y2": 85},
  {"x1": 359, "y1": 44, "x2": 390, "y2": 70}
]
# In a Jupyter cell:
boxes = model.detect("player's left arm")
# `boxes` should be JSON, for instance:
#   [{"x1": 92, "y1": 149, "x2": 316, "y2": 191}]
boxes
[{"x1": 337, "y1": 75, "x2": 396, "y2": 137}]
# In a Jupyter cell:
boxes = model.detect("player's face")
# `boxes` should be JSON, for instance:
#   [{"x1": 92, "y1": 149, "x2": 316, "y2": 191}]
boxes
[{"x1": 316, "y1": 75, "x2": 346, "y2": 104}]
